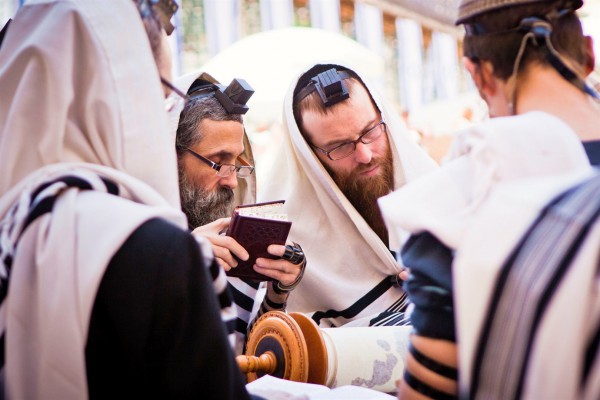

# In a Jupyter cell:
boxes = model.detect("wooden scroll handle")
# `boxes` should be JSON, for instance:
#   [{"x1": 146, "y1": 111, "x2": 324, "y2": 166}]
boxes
[{"x1": 237, "y1": 351, "x2": 277, "y2": 375}]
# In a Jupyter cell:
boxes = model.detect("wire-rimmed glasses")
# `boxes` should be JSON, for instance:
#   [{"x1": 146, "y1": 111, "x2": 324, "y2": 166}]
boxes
[
  {"x1": 183, "y1": 147, "x2": 255, "y2": 178},
  {"x1": 311, "y1": 119, "x2": 387, "y2": 161}
]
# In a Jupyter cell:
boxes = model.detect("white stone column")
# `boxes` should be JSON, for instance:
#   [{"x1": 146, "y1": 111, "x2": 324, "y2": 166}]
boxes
[
  {"x1": 354, "y1": 2, "x2": 383, "y2": 56},
  {"x1": 203, "y1": 0, "x2": 240, "y2": 56},
  {"x1": 260, "y1": 0, "x2": 293, "y2": 31},
  {"x1": 430, "y1": 31, "x2": 458, "y2": 100},
  {"x1": 395, "y1": 18, "x2": 424, "y2": 112},
  {"x1": 309, "y1": 0, "x2": 340, "y2": 33}
]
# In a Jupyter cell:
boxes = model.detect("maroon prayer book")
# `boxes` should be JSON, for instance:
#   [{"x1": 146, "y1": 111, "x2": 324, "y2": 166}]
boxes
[{"x1": 225, "y1": 201, "x2": 291, "y2": 281}]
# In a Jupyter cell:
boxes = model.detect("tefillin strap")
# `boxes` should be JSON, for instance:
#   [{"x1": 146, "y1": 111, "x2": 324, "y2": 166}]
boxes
[
  {"x1": 464, "y1": 8, "x2": 599, "y2": 100},
  {"x1": 294, "y1": 68, "x2": 352, "y2": 107},
  {"x1": 187, "y1": 78, "x2": 255, "y2": 115},
  {"x1": 517, "y1": 15, "x2": 599, "y2": 99}
]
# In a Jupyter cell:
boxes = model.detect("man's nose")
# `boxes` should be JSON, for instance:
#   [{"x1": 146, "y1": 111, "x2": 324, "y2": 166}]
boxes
[
  {"x1": 219, "y1": 173, "x2": 238, "y2": 190},
  {"x1": 353, "y1": 141, "x2": 372, "y2": 164}
]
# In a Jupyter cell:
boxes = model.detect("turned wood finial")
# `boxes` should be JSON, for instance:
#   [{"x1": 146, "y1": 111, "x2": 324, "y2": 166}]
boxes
[
  {"x1": 237, "y1": 351, "x2": 277, "y2": 374},
  {"x1": 237, "y1": 311, "x2": 328, "y2": 385}
]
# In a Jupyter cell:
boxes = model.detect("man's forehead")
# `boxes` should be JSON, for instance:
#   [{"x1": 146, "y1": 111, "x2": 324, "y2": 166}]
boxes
[{"x1": 195, "y1": 119, "x2": 244, "y2": 152}]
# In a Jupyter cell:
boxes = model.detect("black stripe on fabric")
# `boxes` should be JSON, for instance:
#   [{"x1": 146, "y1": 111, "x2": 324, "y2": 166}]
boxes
[
  {"x1": 403, "y1": 369, "x2": 457, "y2": 400},
  {"x1": 470, "y1": 187, "x2": 575, "y2": 396},
  {"x1": 409, "y1": 341, "x2": 458, "y2": 380},
  {"x1": 100, "y1": 177, "x2": 119, "y2": 195},
  {"x1": 369, "y1": 311, "x2": 409, "y2": 326},
  {"x1": 24, "y1": 176, "x2": 98, "y2": 232},
  {"x1": 228, "y1": 282, "x2": 254, "y2": 312},
  {"x1": 385, "y1": 294, "x2": 408, "y2": 313},
  {"x1": 217, "y1": 289, "x2": 233, "y2": 309},
  {"x1": 224, "y1": 318, "x2": 236, "y2": 335},
  {"x1": 235, "y1": 317, "x2": 248, "y2": 334},
  {"x1": 471, "y1": 178, "x2": 600, "y2": 398},
  {"x1": 22, "y1": 196, "x2": 56, "y2": 233},
  {"x1": 514, "y1": 205, "x2": 600, "y2": 398},
  {"x1": 583, "y1": 318, "x2": 600, "y2": 386},
  {"x1": 208, "y1": 260, "x2": 221, "y2": 281},
  {"x1": 311, "y1": 277, "x2": 393, "y2": 325},
  {"x1": 30, "y1": 175, "x2": 93, "y2": 202}
]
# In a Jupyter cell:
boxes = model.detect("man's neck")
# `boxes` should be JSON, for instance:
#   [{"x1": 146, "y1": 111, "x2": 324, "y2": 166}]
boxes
[{"x1": 516, "y1": 65, "x2": 600, "y2": 141}]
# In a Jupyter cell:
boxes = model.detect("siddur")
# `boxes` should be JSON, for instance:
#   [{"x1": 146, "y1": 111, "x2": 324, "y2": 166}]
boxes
[{"x1": 226, "y1": 201, "x2": 292, "y2": 281}]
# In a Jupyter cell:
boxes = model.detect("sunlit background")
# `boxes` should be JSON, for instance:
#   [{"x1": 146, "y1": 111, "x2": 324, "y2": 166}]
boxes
[{"x1": 2, "y1": 0, "x2": 599, "y2": 188}]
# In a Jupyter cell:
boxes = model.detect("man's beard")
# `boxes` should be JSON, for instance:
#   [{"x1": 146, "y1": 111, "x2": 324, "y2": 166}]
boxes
[
  {"x1": 324, "y1": 146, "x2": 394, "y2": 245},
  {"x1": 179, "y1": 170, "x2": 235, "y2": 230}
]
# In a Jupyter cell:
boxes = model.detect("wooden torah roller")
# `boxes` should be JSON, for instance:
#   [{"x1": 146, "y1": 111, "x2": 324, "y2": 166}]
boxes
[
  {"x1": 236, "y1": 311, "x2": 409, "y2": 392},
  {"x1": 236, "y1": 311, "x2": 328, "y2": 385}
]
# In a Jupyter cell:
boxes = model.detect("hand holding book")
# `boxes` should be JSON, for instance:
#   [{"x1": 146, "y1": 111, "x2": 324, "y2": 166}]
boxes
[{"x1": 226, "y1": 201, "x2": 298, "y2": 282}]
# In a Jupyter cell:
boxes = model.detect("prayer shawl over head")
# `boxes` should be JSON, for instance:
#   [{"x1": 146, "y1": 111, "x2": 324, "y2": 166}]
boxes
[
  {"x1": 379, "y1": 111, "x2": 596, "y2": 399},
  {"x1": 0, "y1": 1, "x2": 199, "y2": 398},
  {"x1": 259, "y1": 63, "x2": 437, "y2": 328}
]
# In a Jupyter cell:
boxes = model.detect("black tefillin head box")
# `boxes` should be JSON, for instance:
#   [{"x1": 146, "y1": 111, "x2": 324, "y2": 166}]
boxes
[{"x1": 216, "y1": 78, "x2": 254, "y2": 115}]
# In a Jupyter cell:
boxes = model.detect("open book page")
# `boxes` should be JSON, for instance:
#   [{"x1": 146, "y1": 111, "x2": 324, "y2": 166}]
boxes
[
  {"x1": 246, "y1": 375, "x2": 396, "y2": 400},
  {"x1": 237, "y1": 202, "x2": 287, "y2": 221}
]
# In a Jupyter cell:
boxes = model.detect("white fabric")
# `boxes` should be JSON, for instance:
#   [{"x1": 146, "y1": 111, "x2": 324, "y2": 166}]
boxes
[
  {"x1": 379, "y1": 111, "x2": 592, "y2": 251},
  {"x1": 0, "y1": 166, "x2": 185, "y2": 400},
  {"x1": 0, "y1": 1, "x2": 191, "y2": 398},
  {"x1": 454, "y1": 173, "x2": 600, "y2": 399},
  {"x1": 379, "y1": 111, "x2": 595, "y2": 399},
  {"x1": 259, "y1": 62, "x2": 437, "y2": 327}
]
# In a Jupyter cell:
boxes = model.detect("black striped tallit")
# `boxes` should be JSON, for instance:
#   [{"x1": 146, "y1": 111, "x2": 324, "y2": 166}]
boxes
[
  {"x1": 470, "y1": 174, "x2": 600, "y2": 399},
  {"x1": 311, "y1": 276, "x2": 411, "y2": 327},
  {"x1": 0, "y1": 174, "x2": 119, "y2": 368}
]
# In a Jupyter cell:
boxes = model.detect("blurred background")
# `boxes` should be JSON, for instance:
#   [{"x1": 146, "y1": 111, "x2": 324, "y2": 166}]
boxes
[{"x1": 2, "y1": 0, "x2": 599, "y2": 188}]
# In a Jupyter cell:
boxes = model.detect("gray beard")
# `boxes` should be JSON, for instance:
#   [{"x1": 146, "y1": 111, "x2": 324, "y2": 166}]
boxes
[{"x1": 179, "y1": 171, "x2": 235, "y2": 230}]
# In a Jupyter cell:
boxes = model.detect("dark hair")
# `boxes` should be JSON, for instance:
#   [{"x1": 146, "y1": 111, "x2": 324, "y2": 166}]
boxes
[
  {"x1": 175, "y1": 96, "x2": 243, "y2": 154},
  {"x1": 462, "y1": 1, "x2": 589, "y2": 79},
  {"x1": 292, "y1": 65, "x2": 377, "y2": 139}
]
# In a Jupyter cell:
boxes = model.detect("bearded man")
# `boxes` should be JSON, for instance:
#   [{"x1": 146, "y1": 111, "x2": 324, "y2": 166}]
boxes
[
  {"x1": 259, "y1": 63, "x2": 437, "y2": 328},
  {"x1": 173, "y1": 72, "x2": 305, "y2": 354}
]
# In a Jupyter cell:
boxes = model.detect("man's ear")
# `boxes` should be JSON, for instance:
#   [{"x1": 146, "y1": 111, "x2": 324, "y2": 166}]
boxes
[
  {"x1": 583, "y1": 35, "x2": 595, "y2": 76},
  {"x1": 463, "y1": 57, "x2": 497, "y2": 99}
]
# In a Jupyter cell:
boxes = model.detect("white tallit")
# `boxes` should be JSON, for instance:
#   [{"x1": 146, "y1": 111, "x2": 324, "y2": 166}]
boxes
[
  {"x1": 379, "y1": 111, "x2": 596, "y2": 399},
  {"x1": 258, "y1": 63, "x2": 437, "y2": 327},
  {"x1": 454, "y1": 171, "x2": 600, "y2": 400},
  {"x1": 0, "y1": 1, "x2": 190, "y2": 398}
]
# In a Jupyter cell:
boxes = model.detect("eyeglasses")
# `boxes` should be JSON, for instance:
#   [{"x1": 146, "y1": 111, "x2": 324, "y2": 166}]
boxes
[
  {"x1": 161, "y1": 77, "x2": 190, "y2": 112},
  {"x1": 311, "y1": 119, "x2": 387, "y2": 161},
  {"x1": 183, "y1": 148, "x2": 255, "y2": 178}
]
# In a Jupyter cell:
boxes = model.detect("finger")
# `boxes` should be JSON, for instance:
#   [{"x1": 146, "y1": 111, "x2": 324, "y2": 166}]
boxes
[
  {"x1": 192, "y1": 217, "x2": 231, "y2": 236},
  {"x1": 210, "y1": 235, "x2": 249, "y2": 261},
  {"x1": 255, "y1": 258, "x2": 300, "y2": 287},
  {"x1": 267, "y1": 244, "x2": 286, "y2": 257},
  {"x1": 253, "y1": 264, "x2": 295, "y2": 286},
  {"x1": 216, "y1": 257, "x2": 231, "y2": 272},
  {"x1": 212, "y1": 245, "x2": 238, "y2": 270},
  {"x1": 399, "y1": 268, "x2": 410, "y2": 281}
]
